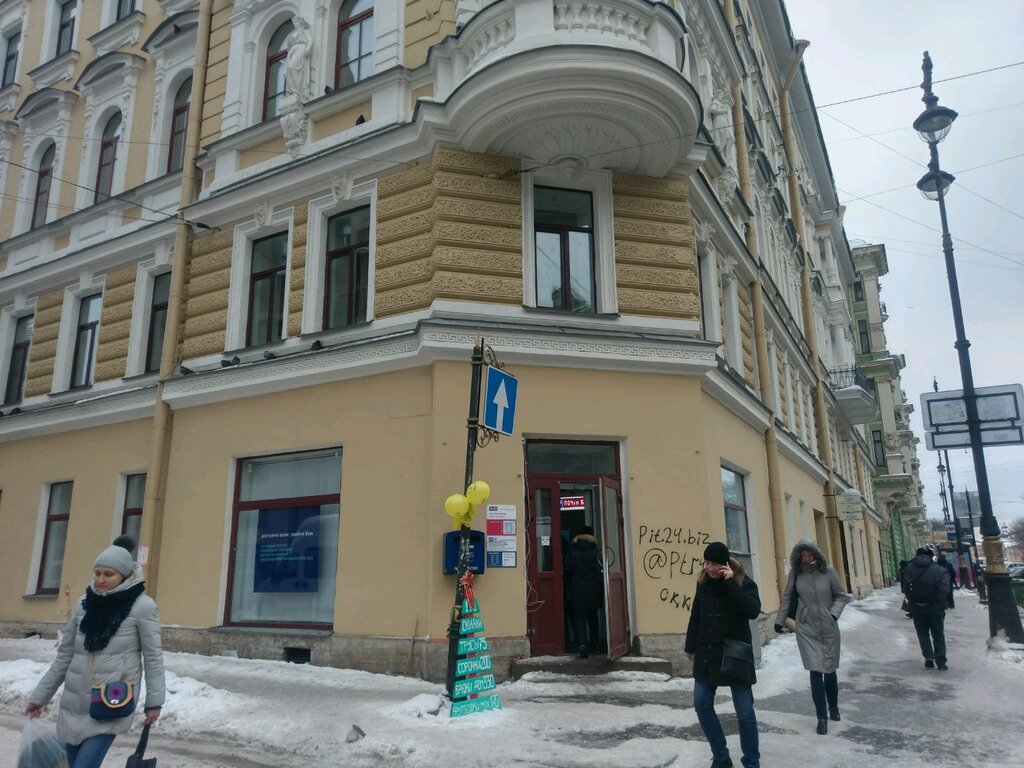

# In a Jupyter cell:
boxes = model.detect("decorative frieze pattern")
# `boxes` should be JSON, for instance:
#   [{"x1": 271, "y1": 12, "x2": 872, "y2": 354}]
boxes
[{"x1": 553, "y1": 3, "x2": 650, "y2": 48}]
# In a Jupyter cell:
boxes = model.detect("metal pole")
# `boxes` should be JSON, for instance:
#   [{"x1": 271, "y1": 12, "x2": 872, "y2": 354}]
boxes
[
  {"x1": 964, "y1": 489, "x2": 987, "y2": 602},
  {"x1": 919, "y1": 52, "x2": 1023, "y2": 640},
  {"x1": 445, "y1": 339, "x2": 485, "y2": 699}
]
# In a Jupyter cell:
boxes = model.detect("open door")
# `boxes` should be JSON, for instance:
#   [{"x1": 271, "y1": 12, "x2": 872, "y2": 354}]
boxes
[
  {"x1": 525, "y1": 477, "x2": 564, "y2": 656},
  {"x1": 598, "y1": 477, "x2": 629, "y2": 659}
]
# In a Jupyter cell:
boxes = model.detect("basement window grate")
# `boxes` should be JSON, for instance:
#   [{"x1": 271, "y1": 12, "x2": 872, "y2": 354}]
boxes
[{"x1": 283, "y1": 647, "x2": 311, "y2": 664}]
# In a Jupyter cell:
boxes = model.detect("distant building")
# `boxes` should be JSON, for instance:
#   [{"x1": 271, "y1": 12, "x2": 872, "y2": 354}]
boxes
[{"x1": 1, "y1": 0, "x2": 889, "y2": 676}]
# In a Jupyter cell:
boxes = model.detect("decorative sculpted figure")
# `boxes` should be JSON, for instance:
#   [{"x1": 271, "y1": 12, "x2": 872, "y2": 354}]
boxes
[
  {"x1": 285, "y1": 16, "x2": 312, "y2": 100},
  {"x1": 708, "y1": 90, "x2": 736, "y2": 168}
]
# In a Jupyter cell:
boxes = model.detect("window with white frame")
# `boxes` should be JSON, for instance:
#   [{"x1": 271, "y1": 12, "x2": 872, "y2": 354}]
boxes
[
  {"x1": 324, "y1": 206, "x2": 370, "y2": 329},
  {"x1": 3, "y1": 313, "x2": 33, "y2": 405},
  {"x1": 36, "y1": 481, "x2": 73, "y2": 594},
  {"x1": 69, "y1": 292, "x2": 101, "y2": 388},
  {"x1": 115, "y1": 0, "x2": 135, "y2": 22},
  {"x1": 721, "y1": 466, "x2": 752, "y2": 574},
  {"x1": 145, "y1": 272, "x2": 170, "y2": 373},
  {"x1": 523, "y1": 169, "x2": 614, "y2": 314},
  {"x1": 262, "y1": 20, "x2": 291, "y2": 120},
  {"x1": 94, "y1": 111, "x2": 121, "y2": 202},
  {"x1": 166, "y1": 75, "x2": 191, "y2": 173},
  {"x1": 336, "y1": 0, "x2": 373, "y2": 89},
  {"x1": 31, "y1": 143, "x2": 55, "y2": 229},
  {"x1": 120, "y1": 472, "x2": 145, "y2": 544},
  {"x1": 1, "y1": 26, "x2": 19, "y2": 87},
  {"x1": 226, "y1": 207, "x2": 293, "y2": 351},
  {"x1": 55, "y1": 0, "x2": 77, "y2": 57}
]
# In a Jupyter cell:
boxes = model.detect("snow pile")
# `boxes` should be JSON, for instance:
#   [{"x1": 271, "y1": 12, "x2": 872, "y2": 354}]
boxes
[{"x1": 987, "y1": 630, "x2": 1024, "y2": 669}]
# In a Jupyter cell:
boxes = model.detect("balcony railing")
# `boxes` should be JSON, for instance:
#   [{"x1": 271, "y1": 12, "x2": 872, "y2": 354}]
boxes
[{"x1": 829, "y1": 365, "x2": 872, "y2": 392}]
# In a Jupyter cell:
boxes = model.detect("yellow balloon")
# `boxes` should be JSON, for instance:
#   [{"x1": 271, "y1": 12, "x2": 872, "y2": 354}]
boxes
[
  {"x1": 465, "y1": 480, "x2": 491, "y2": 506},
  {"x1": 445, "y1": 494, "x2": 470, "y2": 518}
]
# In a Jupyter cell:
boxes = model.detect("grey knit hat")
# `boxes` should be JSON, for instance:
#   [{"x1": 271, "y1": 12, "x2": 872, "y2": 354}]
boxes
[{"x1": 94, "y1": 537, "x2": 136, "y2": 577}]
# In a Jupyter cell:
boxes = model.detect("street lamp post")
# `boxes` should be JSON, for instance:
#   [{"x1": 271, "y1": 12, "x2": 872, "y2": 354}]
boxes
[{"x1": 914, "y1": 52, "x2": 1024, "y2": 642}]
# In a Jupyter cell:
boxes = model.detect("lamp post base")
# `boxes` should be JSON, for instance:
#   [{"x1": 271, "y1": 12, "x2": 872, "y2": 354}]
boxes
[{"x1": 982, "y1": 536, "x2": 1024, "y2": 643}]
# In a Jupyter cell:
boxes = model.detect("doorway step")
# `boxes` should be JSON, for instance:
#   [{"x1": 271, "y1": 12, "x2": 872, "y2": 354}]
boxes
[{"x1": 509, "y1": 654, "x2": 672, "y2": 680}]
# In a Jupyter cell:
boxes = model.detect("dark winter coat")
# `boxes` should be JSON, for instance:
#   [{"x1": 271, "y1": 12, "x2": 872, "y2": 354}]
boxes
[
  {"x1": 564, "y1": 534, "x2": 604, "y2": 612},
  {"x1": 684, "y1": 560, "x2": 761, "y2": 687},
  {"x1": 937, "y1": 556, "x2": 958, "y2": 587},
  {"x1": 901, "y1": 553, "x2": 951, "y2": 616},
  {"x1": 775, "y1": 540, "x2": 852, "y2": 674}
]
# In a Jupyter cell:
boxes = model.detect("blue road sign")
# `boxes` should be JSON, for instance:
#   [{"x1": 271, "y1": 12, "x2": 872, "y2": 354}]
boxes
[{"x1": 482, "y1": 366, "x2": 518, "y2": 435}]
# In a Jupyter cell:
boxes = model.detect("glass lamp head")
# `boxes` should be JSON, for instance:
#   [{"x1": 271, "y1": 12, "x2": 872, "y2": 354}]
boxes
[
  {"x1": 913, "y1": 105, "x2": 958, "y2": 143},
  {"x1": 917, "y1": 170, "x2": 955, "y2": 201}
]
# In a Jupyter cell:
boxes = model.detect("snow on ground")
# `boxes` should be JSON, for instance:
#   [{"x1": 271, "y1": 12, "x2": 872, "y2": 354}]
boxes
[{"x1": 1, "y1": 587, "x2": 1022, "y2": 767}]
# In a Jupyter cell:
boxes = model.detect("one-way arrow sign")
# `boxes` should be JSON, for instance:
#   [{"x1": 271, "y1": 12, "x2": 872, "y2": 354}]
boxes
[{"x1": 482, "y1": 366, "x2": 518, "y2": 435}]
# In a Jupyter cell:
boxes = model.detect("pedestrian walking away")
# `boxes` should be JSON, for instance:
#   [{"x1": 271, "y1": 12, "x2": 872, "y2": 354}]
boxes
[
  {"x1": 901, "y1": 547, "x2": 951, "y2": 671},
  {"x1": 773, "y1": 540, "x2": 853, "y2": 736},
  {"x1": 24, "y1": 536, "x2": 166, "y2": 768},
  {"x1": 563, "y1": 525, "x2": 603, "y2": 659},
  {"x1": 936, "y1": 552, "x2": 958, "y2": 608},
  {"x1": 685, "y1": 541, "x2": 762, "y2": 768}
]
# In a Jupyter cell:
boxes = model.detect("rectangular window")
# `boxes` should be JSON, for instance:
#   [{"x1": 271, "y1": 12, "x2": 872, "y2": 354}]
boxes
[
  {"x1": 858, "y1": 319, "x2": 870, "y2": 354},
  {"x1": 69, "y1": 293, "x2": 101, "y2": 389},
  {"x1": 115, "y1": 0, "x2": 135, "y2": 21},
  {"x1": 721, "y1": 466, "x2": 750, "y2": 555},
  {"x1": 853, "y1": 280, "x2": 864, "y2": 302},
  {"x1": 324, "y1": 206, "x2": 370, "y2": 330},
  {"x1": 145, "y1": 272, "x2": 171, "y2": 373},
  {"x1": 872, "y1": 429, "x2": 886, "y2": 468},
  {"x1": 56, "y1": 1, "x2": 76, "y2": 57},
  {"x1": 37, "y1": 481, "x2": 73, "y2": 593},
  {"x1": 534, "y1": 186, "x2": 596, "y2": 314},
  {"x1": 1, "y1": 29, "x2": 19, "y2": 87},
  {"x1": 121, "y1": 473, "x2": 145, "y2": 544},
  {"x1": 4, "y1": 314, "x2": 33, "y2": 405},
  {"x1": 247, "y1": 232, "x2": 288, "y2": 346},
  {"x1": 227, "y1": 449, "x2": 341, "y2": 626}
]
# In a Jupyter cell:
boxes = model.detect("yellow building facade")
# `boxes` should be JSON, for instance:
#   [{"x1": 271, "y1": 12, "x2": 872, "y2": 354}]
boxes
[{"x1": 0, "y1": 0, "x2": 889, "y2": 679}]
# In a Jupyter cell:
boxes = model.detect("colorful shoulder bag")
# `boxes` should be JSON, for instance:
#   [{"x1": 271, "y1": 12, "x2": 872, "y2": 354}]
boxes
[{"x1": 88, "y1": 654, "x2": 137, "y2": 720}]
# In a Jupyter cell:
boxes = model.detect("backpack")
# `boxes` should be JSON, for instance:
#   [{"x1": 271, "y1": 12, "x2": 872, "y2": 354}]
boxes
[{"x1": 906, "y1": 564, "x2": 938, "y2": 604}]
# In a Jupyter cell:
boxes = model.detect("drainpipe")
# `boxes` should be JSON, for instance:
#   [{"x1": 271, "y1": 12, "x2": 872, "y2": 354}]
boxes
[
  {"x1": 779, "y1": 41, "x2": 849, "y2": 589},
  {"x1": 725, "y1": 0, "x2": 788, "y2": 598},
  {"x1": 138, "y1": 0, "x2": 214, "y2": 596}
]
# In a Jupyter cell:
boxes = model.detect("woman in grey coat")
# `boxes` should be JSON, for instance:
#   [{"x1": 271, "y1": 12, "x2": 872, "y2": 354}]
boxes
[
  {"x1": 25, "y1": 537, "x2": 165, "y2": 768},
  {"x1": 773, "y1": 540, "x2": 852, "y2": 736}
]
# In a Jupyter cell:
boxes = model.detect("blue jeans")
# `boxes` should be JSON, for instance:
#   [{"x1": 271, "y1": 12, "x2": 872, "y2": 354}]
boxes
[
  {"x1": 693, "y1": 678, "x2": 760, "y2": 768},
  {"x1": 66, "y1": 734, "x2": 115, "y2": 768}
]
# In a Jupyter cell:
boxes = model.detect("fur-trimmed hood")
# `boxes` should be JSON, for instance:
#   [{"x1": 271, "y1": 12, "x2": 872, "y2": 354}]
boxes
[
  {"x1": 789, "y1": 539, "x2": 829, "y2": 574},
  {"x1": 572, "y1": 533, "x2": 597, "y2": 548}
]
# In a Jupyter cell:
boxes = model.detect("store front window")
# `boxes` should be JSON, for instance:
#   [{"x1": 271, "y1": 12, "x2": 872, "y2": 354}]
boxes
[{"x1": 227, "y1": 448, "x2": 341, "y2": 626}]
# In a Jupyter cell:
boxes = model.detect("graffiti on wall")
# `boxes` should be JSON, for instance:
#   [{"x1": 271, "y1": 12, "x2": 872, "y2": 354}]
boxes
[{"x1": 637, "y1": 525, "x2": 710, "y2": 612}]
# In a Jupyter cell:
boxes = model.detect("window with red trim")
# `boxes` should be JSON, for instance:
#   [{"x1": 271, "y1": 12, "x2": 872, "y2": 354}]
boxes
[
  {"x1": 336, "y1": 0, "x2": 373, "y2": 89},
  {"x1": 167, "y1": 76, "x2": 191, "y2": 173},
  {"x1": 263, "y1": 22, "x2": 292, "y2": 120},
  {"x1": 95, "y1": 112, "x2": 121, "y2": 203},
  {"x1": 37, "y1": 482, "x2": 73, "y2": 594},
  {"x1": 32, "y1": 144, "x2": 55, "y2": 230}
]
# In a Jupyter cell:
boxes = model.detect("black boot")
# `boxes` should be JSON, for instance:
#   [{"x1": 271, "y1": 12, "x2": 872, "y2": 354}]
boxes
[
  {"x1": 829, "y1": 706, "x2": 841, "y2": 722},
  {"x1": 579, "y1": 645, "x2": 589, "y2": 659},
  {"x1": 816, "y1": 718, "x2": 828, "y2": 735}
]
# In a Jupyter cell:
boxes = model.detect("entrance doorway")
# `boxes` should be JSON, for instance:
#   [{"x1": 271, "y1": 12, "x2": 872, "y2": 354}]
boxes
[{"x1": 524, "y1": 441, "x2": 630, "y2": 659}]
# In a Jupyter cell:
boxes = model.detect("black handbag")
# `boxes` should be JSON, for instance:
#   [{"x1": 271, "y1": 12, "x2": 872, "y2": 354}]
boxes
[
  {"x1": 720, "y1": 638, "x2": 755, "y2": 686},
  {"x1": 125, "y1": 724, "x2": 156, "y2": 768}
]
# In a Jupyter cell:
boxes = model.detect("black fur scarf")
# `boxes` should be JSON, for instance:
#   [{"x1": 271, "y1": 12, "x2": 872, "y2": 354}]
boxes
[{"x1": 79, "y1": 582, "x2": 145, "y2": 652}]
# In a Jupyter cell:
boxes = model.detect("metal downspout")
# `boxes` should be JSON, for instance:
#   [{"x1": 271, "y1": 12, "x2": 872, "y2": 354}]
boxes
[{"x1": 138, "y1": 0, "x2": 214, "y2": 596}]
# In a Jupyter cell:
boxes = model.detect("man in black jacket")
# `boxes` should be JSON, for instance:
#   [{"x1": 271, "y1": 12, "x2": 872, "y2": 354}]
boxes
[
  {"x1": 902, "y1": 548, "x2": 951, "y2": 670},
  {"x1": 685, "y1": 542, "x2": 762, "y2": 768}
]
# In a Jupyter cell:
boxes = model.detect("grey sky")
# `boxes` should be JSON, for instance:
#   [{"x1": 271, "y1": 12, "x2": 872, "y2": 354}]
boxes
[{"x1": 784, "y1": 0, "x2": 1024, "y2": 527}]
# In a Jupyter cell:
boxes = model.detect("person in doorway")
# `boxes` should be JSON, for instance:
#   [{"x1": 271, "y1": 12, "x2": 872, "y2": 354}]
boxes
[
  {"x1": 685, "y1": 542, "x2": 762, "y2": 768},
  {"x1": 25, "y1": 537, "x2": 165, "y2": 768},
  {"x1": 563, "y1": 525, "x2": 603, "y2": 659},
  {"x1": 936, "y1": 551, "x2": 958, "y2": 608},
  {"x1": 774, "y1": 540, "x2": 853, "y2": 736},
  {"x1": 902, "y1": 547, "x2": 951, "y2": 670}
]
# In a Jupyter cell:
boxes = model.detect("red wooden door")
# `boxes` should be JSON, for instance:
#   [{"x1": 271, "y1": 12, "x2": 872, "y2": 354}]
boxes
[
  {"x1": 525, "y1": 477, "x2": 563, "y2": 656},
  {"x1": 599, "y1": 477, "x2": 630, "y2": 659}
]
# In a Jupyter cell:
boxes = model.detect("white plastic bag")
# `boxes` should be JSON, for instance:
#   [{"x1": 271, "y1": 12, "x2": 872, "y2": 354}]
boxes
[{"x1": 17, "y1": 717, "x2": 69, "y2": 768}]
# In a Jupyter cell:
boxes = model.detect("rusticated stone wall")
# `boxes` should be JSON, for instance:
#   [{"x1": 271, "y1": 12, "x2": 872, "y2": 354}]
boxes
[
  {"x1": 94, "y1": 265, "x2": 137, "y2": 382},
  {"x1": 612, "y1": 174, "x2": 699, "y2": 320},
  {"x1": 182, "y1": 228, "x2": 233, "y2": 359},
  {"x1": 375, "y1": 147, "x2": 523, "y2": 318},
  {"x1": 737, "y1": 281, "x2": 755, "y2": 388},
  {"x1": 23, "y1": 288, "x2": 64, "y2": 397},
  {"x1": 286, "y1": 204, "x2": 309, "y2": 337}
]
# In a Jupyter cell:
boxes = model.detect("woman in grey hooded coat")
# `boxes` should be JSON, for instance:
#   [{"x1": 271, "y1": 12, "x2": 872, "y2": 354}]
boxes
[
  {"x1": 774, "y1": 540, "x2": 852, "y2": 736},
  {"x1": 25, "y1": 537, "x2": 165, "y2": 768}
]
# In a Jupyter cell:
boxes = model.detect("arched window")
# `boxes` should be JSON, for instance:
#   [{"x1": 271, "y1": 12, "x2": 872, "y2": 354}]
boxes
[
  {"x1": 95, "y1": 112, "x2": 121, "y2": 202},
  {"x1": 167, "y1": 76, "x2": 192, "y2": 173},
  {"x1": 336, "y1": 0, "x2": 373, "y2": 89},
  {"x1": 263, "y1": 21, "x2": 292, "y2": 120},
  {"x1": 32, "y1": 144, "x2": 55, "y2": 229}
]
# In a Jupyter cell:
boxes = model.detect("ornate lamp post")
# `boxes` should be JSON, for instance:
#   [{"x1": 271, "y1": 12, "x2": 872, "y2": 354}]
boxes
[{"x1": 914, "y1": 52, "x2": 1023, "y2": 641}]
